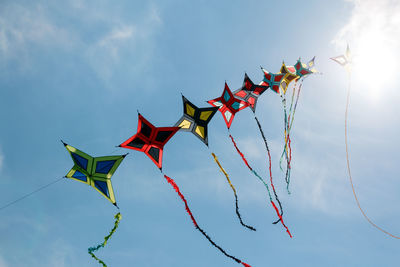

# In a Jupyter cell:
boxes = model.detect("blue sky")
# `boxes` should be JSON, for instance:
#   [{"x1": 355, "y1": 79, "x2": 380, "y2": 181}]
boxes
[{"x1": 1, "y1": 0, "x2": 400, "y2": 266}]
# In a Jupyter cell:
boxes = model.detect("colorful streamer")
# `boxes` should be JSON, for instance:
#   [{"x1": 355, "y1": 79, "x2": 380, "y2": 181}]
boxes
[
  {"x1": 211, "y1": 152, "x2": 256, "y2": 231},
  {"x1": 228, "y1": 134, "x2": 292, "y2": 237},
  {"x1": 253, "y1": 115, "x2": 284, "y2": 224},
  {"x1": 88, "y1": 212, "x2": 122, "y2": 267},
  {"x1": 163, "y1": 174, "x2": 252, "y2": 266}
]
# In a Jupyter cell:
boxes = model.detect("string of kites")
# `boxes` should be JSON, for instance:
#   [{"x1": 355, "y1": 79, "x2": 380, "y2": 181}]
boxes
[
  {"x1": 60, "y1": 56, "x2": 318, "y2": 267},
  {"x1": 5, "y1": 46, "x2": 393, "y2": 266}
]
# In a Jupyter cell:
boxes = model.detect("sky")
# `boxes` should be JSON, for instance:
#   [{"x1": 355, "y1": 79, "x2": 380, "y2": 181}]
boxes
[{"x1": 1, "y1": 0, "x2": 400, "y2": 266}]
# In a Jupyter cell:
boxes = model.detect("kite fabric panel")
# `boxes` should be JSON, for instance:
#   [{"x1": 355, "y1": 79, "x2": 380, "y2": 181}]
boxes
[
  {"x1": 207, "y1": 82, "x2": 249, "y2": 129},
  {"x1": 119, "y1": 113, "x2": 180, "y2": 170},
  {"x1": 63, "y1": 142, "x2": 126, "y2": 206},
  {"x1": 175, "y1": 95, "x2": 219, "y2": 146},
  {"x1": 233, "y1": 73, "x2": 270, "y2": 113}
]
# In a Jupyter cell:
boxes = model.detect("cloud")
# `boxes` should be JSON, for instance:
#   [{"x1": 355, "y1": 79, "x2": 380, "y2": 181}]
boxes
[
  {"x1": 0, "y1": 3, "x2": 72, "y2": 58},
  {"x1": 85, "y1": 4, "x2": 162, "y2": 82},
  {"x1": 0, "y1": 1, "x2": 162, "y2": 84}
]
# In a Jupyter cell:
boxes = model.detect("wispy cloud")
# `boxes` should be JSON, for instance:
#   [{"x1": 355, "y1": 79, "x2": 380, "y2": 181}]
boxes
[
  {"x1": 0, "y1": 1, "x2": 162, "y2": 84},
  {"x1": 0, "y1": 3, "x2": 72, "y2": 58},
  {"x1": 0, "y1": 254, "x2": 9, "y2": 267}
]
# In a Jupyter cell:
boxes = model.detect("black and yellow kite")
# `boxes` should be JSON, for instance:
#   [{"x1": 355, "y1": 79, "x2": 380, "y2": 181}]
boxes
[{"x1": 175, "y1": 95, "x2": 218, "y2": 146}]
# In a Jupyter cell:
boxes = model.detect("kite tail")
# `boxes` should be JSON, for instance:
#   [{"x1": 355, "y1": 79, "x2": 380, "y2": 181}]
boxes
[
  {"x1": 211, "y1": 152, "x2": 256, "y2": 231},
  {"x1": 228, "y1": 134, "x2": 272, "y2": 200},
  {"x1": 270, "y1": 201, "x2": 292, "y2": 238},
  {"x1": 88, "y1": 212, "x2": 122, "y2": 267},
  {"x1": 163, "y1": 174, "x2": 252, "y2": 265},
  {"x1": 285, "y1": 82, "x2": 303, "y2": 193},
  {"x1": 253, "y1": 115, "x2": 284, "y2": 224},
  {"x1": 228, "y1": 134, "x2": 292, "y2": 237},
  {"x1": 344, "y1": 75, "x2": 400, "y2": 239}
]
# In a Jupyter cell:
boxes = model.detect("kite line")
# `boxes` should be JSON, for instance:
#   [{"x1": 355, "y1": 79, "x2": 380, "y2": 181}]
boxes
[
  {"x1": 0, "y1": 177, "x2": 64, "y2": 211},
  {"x1": 344, "y1": 75, "x2": 400, "y2": 239},
  {"x1": 163, "y1": 174, "x2": 252, "y2": 266},
  {"x1": 88, "y1": 212, "x2": 122, "y2": 266},
  {"x1": 211, "y1": 152, "x2": 256, "y2": 231}
]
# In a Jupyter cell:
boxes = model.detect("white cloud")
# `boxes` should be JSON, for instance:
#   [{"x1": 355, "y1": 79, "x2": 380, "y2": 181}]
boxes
[
  {"x1": 0, "y1": 3, "x2": 72, "y2": 58},
  {"x1": 0, "y1": 2, "x2": 162, "y2": 84}
]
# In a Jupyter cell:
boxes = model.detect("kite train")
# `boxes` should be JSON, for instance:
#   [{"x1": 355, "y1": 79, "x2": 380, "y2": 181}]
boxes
[{"x1": 0, "y1": 55, "x2": 324, "y2": 266}]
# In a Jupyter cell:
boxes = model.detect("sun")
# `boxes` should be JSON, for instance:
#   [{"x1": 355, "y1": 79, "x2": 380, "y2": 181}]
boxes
[{"x1": 333, "y1": 0, "x2": 400, "y2": 104}]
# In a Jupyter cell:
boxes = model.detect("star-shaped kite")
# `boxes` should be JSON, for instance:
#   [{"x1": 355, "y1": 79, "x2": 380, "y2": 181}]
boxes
[
  {"x1": 293, "y1": 59, "x2": 314, "y2": 78},
  {"x1": 63, "y1": 142, "x2": 126, "y2": 206},
  {"x1": 331, "y1": 44, "x2": 351, "y2": 72},
  {"x1": 306, "y1": 56, "x2": 319, "y2": 74},
  {"x1": 233, "y1": 73, "x2": 270, "y2": 113},
  {"x1": 260, "y1": 63, "x2": 298, "y2": 95},
  {"x1": 175, "y1": 95, "x2": 218, "y2": 146},
  {"x1": 119, "y1": 114, "x2": 180, "y2": 170},
  {"x1": 207, "y1": 82, "x2": 249, "y2": 129}
]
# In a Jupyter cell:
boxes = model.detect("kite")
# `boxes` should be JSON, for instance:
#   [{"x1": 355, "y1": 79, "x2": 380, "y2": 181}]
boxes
[
  {"x1": 63, "y1": 141, "x2": 126, "y2": 206},
  {"x1": 175, "y1": 95, "x2": 255, "y2": 231},
  {"x1": 63, "y1": 141, "x2": 125, "y2": 266},
  {"x1": 207, "y1": 82, "x2": 249, "y2": 129},
  {"x1": 175, "y1": 95, "x2": 219, "y2": 146},
  {"x1": 331, "y1": 44, "x2": 352, "y2": 73},
  {"x1": 233, "y1": 73, "x2": 269, "y2": 113},
  {"x1": 119, "y1": 113, "x2": 180, "y2": 170},
  {"x1": 260, "y1": 63, "x2": 298, "y2": 95},
  {"x1": 119, "y1": 113, "x2": 252, "y2": 265},
  {"x1": 332, "y1": 46, "x2": 400, "y2": 239},
  {"x1": 208, "y1": 81, "x2": 292, "y2": 237}
]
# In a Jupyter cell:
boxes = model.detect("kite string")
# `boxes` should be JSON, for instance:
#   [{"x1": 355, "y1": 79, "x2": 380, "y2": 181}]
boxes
[
  {"x1": 344, "y1": 74, "x2": 400, "y2": 239},
  {"x1": 0, "y1": 177, "x2": 64, "y2": 211},
  {"x1": 163, "y1": 174, "x2": 252, "y2": 266},
  {"x1": 228, "y1": 133, "x2": 292, "y2": 237},
  {"x1": 211, "y1": 152, "x2": 256, "y2": 231},
  {"x1": 88, "y1": 212, "x2": 122, "y2": 267},
  {"x1": 253, "y1": 115, "x2": 285, "y2": 224}
]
